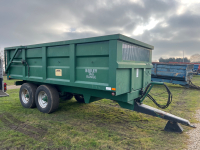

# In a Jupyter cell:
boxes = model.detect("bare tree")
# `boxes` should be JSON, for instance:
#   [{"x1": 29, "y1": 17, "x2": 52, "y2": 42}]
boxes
[
  {"x1": 159, "y1": 57, "x2": 190, "y2": 63},
  {"x1": 190, "y1": 54, "x2": 200, "y2": 63}
]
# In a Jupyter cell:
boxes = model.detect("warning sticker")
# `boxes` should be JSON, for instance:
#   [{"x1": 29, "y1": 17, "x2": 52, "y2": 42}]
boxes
[
  {"x1": 136, "y1": 69, "x2": 139, "y2": 77},
  {"x1": 55, "y1": 69, "x2": 62, "y2": 76},
  {"x1": 106, "y1": 87, "x2": 111, "y2": 90}
]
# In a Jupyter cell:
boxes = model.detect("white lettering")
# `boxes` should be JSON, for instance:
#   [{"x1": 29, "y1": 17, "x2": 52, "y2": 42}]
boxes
[{"x1": 85, "y1": 68, "x2": 98, "y2": 79}]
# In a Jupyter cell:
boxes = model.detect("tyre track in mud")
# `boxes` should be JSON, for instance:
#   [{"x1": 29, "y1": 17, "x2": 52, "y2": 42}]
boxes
[{"x1": 0, "y1": 113, "x2": 47, "y2": 140}]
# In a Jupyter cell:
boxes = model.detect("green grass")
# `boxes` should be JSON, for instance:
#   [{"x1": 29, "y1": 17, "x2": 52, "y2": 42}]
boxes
[
  {"x1": 0, "y1": 76, "x2": 200, "y2": 149},
  {"x1": 3, "y1": 76, "x2": 21, "y2": 86}
]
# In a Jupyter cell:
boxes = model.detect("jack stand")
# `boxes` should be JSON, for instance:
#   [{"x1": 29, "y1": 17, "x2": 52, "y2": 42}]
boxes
[{"x1": 164, "y1": 121, "x2": 183, "y2": 132}]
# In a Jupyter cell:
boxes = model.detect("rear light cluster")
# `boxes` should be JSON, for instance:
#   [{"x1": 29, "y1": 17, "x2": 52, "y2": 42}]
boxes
[{"x1": 4, "y1": 83, "x2": 7, "y2": 92}]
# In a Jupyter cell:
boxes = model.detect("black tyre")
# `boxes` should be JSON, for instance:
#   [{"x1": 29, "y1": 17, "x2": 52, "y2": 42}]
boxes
[
  {"x1": 35, "y1": 85, "x2": 59, "y2": 114},
  {"x1": 19, "y1": 83, "x2": 37, "y2": 108},
  {"x1": 74, "y1": 94, "x2": 85, "y2": 103}
]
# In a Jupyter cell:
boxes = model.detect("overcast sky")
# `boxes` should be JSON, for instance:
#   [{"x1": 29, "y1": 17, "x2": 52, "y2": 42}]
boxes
[{"x1": 0, "y1": 0, "x2": 200, "y2": 60}]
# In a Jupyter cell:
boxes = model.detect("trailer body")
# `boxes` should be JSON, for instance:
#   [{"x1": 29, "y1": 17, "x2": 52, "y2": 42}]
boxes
[
  {"x1": 167, "y1": 62, "x2": 200, "y2": 75},
  {"x1": 151, "y1": 63, "x2": 194, "y2": 86},
  {"x1": 194, "y1": 64, "x2": 199, "y2": 72},
  {"x1": 4, "y1": 34, "x2": 194, "y2": 132},
  {"x1": 5, "y1": 34, "x2": 153, "y2": 105}
]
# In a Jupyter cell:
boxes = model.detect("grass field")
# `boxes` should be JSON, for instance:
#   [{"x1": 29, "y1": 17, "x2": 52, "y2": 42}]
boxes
[
  {"x1": 3, "y1": 76, "x2": 21, "y2": 86},
  {"x1": 0, "y1": 76, "x2": 200, "y2": 149}
]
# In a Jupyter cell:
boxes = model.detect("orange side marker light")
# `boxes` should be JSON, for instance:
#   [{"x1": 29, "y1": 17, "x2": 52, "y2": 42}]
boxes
[{"x1": 112, "y1": 88, "x2": 116, "y2": 91}]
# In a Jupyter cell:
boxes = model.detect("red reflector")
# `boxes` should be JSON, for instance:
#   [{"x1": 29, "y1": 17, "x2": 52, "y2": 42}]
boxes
[
  {"x1": 4, "y1": 83, "x2": 7, "y2": 92},
  {"x1": 111, "y1": 92, "x2": 116, "y2": 96}
]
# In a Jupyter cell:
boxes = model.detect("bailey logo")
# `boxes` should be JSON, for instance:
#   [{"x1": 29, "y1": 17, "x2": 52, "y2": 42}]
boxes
[{"x1": 85, "y1": 69, "x2": 97, "y2": 79}]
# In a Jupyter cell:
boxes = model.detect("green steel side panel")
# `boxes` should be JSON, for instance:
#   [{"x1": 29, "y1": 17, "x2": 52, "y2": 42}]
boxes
[
  {"x1": 47, "y1": 57, "x2": 70, "y2": 67},
  {"x1": 10, "y1": 65, "x2": 23, "y2": 76},
  {"x1": 47, "y1": 45, "x2": 70, "y2": 57},
  {"x1": 5, "y1": 34, "x2": 154, "y2": 98},
  {"x1": 76, "y1": 57, "x2": 109, "y2": 67},
  {"x1": 75, "y1": 57, "x2": 109, "y2": 84},
  {"x1": 116, "y1": 69, "x2": 131, "y2": 95},
  {"x1": 47, "y1": 57, "x2": 70, "y2": 81},
  {"x1": 47, "y1": 68, "x2": 70, "y2": 81},
  {"x1": 9, "y1": 49, "x2": 23, "y2": 76},
  {"x1": 76, "y1": 41, "x2": 109, "y2": 56},
  {"x1": 26, "y1": 58, "x2": 42, "y2": 78},
  {"x1": 76, "y1": 41, "x2": 109, "y2": 86},
  {"x1": 143, "y1": 68, "x2": 151, "y2": 87},
  {"x1": 26, "y1": 48, "x2": 42, "y2": 58},
  {"x1": 133, "y1": 68, "x2": 143, "y2": 90},
  {"x1": 25, "y1": 48, "x2": 43, "y2": 79},
  {"x1": 10, "y1": 49, "x2": 22, "y2": 59},
  {"x1": 46, "y1": 45, "x2": 70, "y2": 82}
]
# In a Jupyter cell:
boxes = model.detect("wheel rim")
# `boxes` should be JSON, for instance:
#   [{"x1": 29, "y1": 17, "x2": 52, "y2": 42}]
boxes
[
  {"x1": 21, "y1": 88, "x2": 30, "y2": 104},
  {"x1": 38, "y1": 91, "x2": 48, "y2": 108}
]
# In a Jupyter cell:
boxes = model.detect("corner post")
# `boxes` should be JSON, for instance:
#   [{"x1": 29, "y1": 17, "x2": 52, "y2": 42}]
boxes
[
  {"x1": 70, "y1": 44, "x2": 75, "y2": 83},
  {"x1": 109, "y1": 40, "x2": 118, "y2": 88},
  {"x1": 42, "y1": 47, "x2": 47, "y2": 80},
  {"x1": 22, "y1": 49, "x2": 26, "y2": 78}
]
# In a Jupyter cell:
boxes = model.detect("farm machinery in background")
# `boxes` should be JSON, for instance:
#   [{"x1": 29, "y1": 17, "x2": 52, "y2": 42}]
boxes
[
  {"x1": 151, "y1": 62, "x2": 200, "y2": 89},
  {"x1": 168, "y1": 62, "x2": 200, "y2": 75}
]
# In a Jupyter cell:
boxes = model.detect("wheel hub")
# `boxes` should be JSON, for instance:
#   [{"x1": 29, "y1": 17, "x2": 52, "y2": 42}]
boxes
[
  {"x1": 42, "y1": 96, "x2": 47, "y2": 102},
  {"x1": 21, "y1": 88, "x2": 30, "y2": 104},
  {"x1": 38, "y1": 91, "x2": 48, "y2": 108},
  {"x1": 25, "y1": 94, "x2": 29, "y2": 98}
]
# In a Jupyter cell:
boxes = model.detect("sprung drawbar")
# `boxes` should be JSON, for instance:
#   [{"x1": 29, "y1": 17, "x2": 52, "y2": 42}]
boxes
[{"x1": 188, "y1": 80, "x2": 200, "y2": 90}]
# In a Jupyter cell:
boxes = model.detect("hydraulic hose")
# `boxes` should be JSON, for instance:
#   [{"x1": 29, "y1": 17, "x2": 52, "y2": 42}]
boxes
[{"x1": 136, "y1": 83, "x2": 172, "y2": 109}]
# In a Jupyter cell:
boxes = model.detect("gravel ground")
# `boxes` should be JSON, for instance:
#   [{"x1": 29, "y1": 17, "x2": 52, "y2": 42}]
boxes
[
  {"x1": 7, "y1": 85, "x2": 21, "y2": 89},
  {"x1": 187, "y1": 109, "x2": 200, "y2": 150}
]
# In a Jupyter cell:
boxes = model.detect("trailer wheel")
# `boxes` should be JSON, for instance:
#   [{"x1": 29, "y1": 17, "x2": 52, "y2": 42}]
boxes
[
  {"x1": 35, "y1": 85, "x2": 59, "y2": 114},
  {"x1": 74, "y1": 94, "x2": 85, "y2": 103},
  {"x1": 19, "y1": 83, "x2": 37, "y2": 108}
]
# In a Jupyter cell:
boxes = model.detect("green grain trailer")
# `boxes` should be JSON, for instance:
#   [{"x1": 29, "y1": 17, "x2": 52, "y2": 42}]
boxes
[{"x1": 4, "y1": 34, "x2": 194, "y2": 132}]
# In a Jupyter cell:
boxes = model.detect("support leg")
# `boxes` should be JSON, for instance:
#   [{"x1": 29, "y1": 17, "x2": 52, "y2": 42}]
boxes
[{"x1": 164, "y1": 121, "x2": 183, "y2": 132}]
